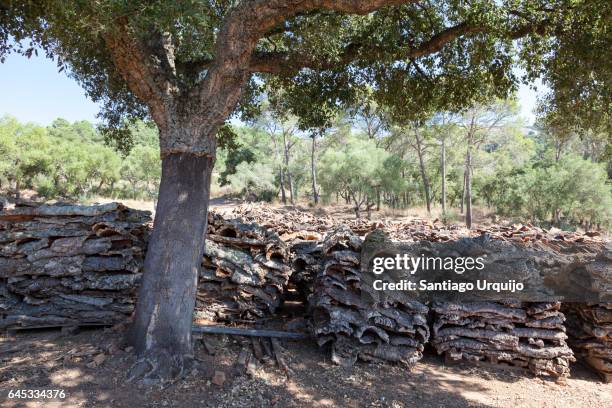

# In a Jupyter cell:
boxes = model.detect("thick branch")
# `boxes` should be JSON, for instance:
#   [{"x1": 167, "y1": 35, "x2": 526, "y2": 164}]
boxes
[
  {"x1": 249, "y1": 18, "x2": 552, "y2": 75},
  {"x1": 180, "y1": 0, "x2": 416, "y2": 155},
  {"x1": 249, "y1": 22, "x2": 481, "y2": 74},
  {"x1": 102, "y1": 18, "x2": 177, "y2": 129}
]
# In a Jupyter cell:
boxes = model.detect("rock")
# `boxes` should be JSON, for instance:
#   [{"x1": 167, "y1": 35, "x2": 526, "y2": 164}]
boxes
[
  {"x1": 212, "y1": 370, "x2": 226, "y2": 386},
  {"x1": 87, "y1": 353, "x2": 106, "y2": 368}
]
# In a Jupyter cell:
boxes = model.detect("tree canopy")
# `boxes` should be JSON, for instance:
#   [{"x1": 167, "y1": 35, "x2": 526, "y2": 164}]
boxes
[{"x1": 2, "y1": 1, "x2": 609, "y2": 143}]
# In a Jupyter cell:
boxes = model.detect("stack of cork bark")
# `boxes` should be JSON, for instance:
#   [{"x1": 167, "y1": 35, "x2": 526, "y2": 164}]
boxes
[
  {"x1": 288, "y1": 239, "x2": 323, "y2": 303},
  {"x1": 432, "y1": 301, "x2": 575, "y2": 378},
  {"x1": 0, "y1": 202, "x2": 150, "y2": 329},
  {"x1": 564, "y1": 303, "x2": 612, "y2": 382},
  {"x1": 310, "y1": 227, "x2": 429, "y2": 367},
  {"x1": 195, "y1": 212, "x2": 291, "y2": 322}
]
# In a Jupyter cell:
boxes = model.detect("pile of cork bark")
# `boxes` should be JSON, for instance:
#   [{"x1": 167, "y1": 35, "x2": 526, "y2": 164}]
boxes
[
  {"x1": 0, "y1": 202, "x2": 150, "y2": 329},
  {"x1": 2, "y1": 201, "x2": 611, "y2": 382},
  {"x1": 431, "y1": 301, "x2": 575, "y2": 378},
  {"x1": 564, "y1": 302, "x2": 612, "y2": 382},
  {"x1": 309, "y1": 227, "x2": 429, "y2": 367},
  {"x1": 195, "y1": 212, "x2": 292, "y2": 323},
  {"x1": 225, "y1": 203, "x2": 608, "y2": 248}
]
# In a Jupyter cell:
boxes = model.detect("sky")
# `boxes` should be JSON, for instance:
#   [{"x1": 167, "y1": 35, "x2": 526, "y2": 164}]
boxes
[{"x1": 0, "y1": 52, "x2": 542, "y2": 126}]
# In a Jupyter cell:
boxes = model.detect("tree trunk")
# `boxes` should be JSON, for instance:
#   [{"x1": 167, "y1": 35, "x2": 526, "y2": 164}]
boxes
[
  {"x1": 414, "y1": 131, "x2": 431, "y2": 215},
  {"x1": 441, "y1": 136, "x2": 447, "y2": 217},
  {"x1": 287, "y1": 170, "x2": 295, "y2": 204},
  {"x1": 465, "y1": 148, "x2": 473, "y2": 229},
  {"x1": 351, "y1": 191, "x2": 361, "y2": 218},
  {"x1": 128, "y1": 151, "x2": 214, "y2": 383},
  {"x1": 282, "y1": 132, "x2": 295, "y2": 205},
  {"x1": 311, "y1": 135, "x2": 319, "y2": 205},
  {"x1": 460, "y1": 165, "x2": 467, "y2": 214},
  {"x1": 279, "y1": 167, "x2": 287, "y2": 204}
]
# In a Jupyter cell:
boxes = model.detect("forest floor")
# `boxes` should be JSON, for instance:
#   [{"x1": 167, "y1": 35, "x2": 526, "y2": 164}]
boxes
[{"x1": 1, "y1": 324, "x2": 610, "y2": 408}]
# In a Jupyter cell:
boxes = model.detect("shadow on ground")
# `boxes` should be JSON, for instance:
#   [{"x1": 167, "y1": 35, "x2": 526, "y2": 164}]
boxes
[{"x1": 1, "y1": 328, "x2": 610, "y2": 408}]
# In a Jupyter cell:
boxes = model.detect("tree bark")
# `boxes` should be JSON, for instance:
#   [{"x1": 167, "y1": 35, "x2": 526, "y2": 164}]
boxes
[
  {"x1": 311, "y1": 135, "x2": 319, "y2": 205},
  {"x1": 282, "y1": 131, "x2": 295, "y2": 204},
  {"x1": 465, "y1": 147, "x2": 473, "y2": 229},
  {"x1": 279, "y1": 167, "x2": 287, "y2": 204},
  {"x1": 414, "y1": 130, "x2": 431, "y2": 215},
  {"x1": 460, "y1": 165, "x2": 467, "y2": 214},
  {"x1": 128, "y1": 151, "x2": 214, "y2": 383},
  {"x1": 441, "y1": 136, "x2": 447, "y2": 218}
]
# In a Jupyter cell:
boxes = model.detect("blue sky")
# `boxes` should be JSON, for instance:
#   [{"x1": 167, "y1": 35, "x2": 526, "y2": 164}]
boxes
[
  {"x1": 0, "y1": 52, "x2": 102, "y2": 124},
  {"x1": 0, "y1": 52, "x2": 542, "y2": 126}
]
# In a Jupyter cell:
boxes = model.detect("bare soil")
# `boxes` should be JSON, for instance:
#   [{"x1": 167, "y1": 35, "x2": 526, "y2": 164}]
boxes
[{"x1": 1, "y1": 326, "x2": 610, "y2": 408}]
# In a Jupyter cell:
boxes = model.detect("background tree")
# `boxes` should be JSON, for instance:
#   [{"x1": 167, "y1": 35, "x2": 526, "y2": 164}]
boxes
[
  {"x1": 255, "y1": 102, "x2": 299, "y2": 204},
  {"x1": 319, "y1": 135, "x2": 397, "y2": 217},
  {"x1": 457, "y1": 99, "x2": 519, "y2": 228},
  {"x1": 386, "y1": 122, "x2": 434, "y2": 214}
]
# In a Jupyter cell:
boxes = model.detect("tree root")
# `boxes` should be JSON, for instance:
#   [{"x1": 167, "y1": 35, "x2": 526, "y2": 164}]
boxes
[{"x1": 127, "y1": 348, "x2": 194, "y2": 387}]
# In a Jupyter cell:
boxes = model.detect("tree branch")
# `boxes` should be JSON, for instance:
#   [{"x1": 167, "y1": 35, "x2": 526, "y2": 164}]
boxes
[
  {"x1": 102, "y1": 18, "x2": 177, "y2": 128},
  {"x1": 249, "y1": 18, "x2": 553, "y2": 75},
  {"x1": 183, "y1": 0, "x2": 417, "y2": 152},
  {"x1": 250, "y1": 22, "x2": 483, "y2": 74}
]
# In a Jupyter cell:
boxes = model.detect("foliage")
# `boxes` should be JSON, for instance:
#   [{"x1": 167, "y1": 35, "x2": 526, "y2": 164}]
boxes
[
  {"x1": 319, "y1": 135, "x2": 403, "y2": 216},
  {"x1": 218, "y1": 147, "x2": 256, "y2": 187},
  {"x1": 2, "y1": 1, "x2": 608, "y2": 145},
  {"x1": 0, "y1": 115, "x2": 159, "y2": 201},
  {"x1": 226, "y1": 161, "x2": 276, "y2": 202},
  {"x1": 482, "y1": 155, "x2": 612, "y2": 228}
]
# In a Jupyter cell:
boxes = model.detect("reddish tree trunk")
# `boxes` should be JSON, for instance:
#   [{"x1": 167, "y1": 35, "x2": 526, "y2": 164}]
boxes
[{"x1": 128, "y1": 151, "x2": 214, "y2": 382}]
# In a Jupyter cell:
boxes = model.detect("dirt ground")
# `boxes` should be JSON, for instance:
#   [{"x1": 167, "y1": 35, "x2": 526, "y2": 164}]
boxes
[{"x1": 1, "y1": 325, "x2": 610, "y2": 408}]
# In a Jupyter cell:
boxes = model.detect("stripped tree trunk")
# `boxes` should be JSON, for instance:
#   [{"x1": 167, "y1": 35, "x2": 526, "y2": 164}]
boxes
[{"x1": 129, "y1": 150, "x2": 214, "y2": 381}]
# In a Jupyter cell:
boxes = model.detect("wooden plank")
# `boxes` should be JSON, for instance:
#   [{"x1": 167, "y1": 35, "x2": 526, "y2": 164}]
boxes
[{"x1": 192, "y1": 324, "x2": 309, "y2": 340}]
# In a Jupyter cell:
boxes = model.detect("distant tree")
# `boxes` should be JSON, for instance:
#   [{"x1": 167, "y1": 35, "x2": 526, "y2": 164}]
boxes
[
  {"x1": 227, "y1": 161, "x2": 277, "y2": 202},
  {"x1": 457, "y1": 99, "x2": 519, "y2": 228},
  {"x1": 48, "y1": 118, "x2": 102, "y2": 144},
  {"x1": 349, "y1": 88, "x2": 387, "y2": 142},
  {"x1": 319, "y1": 136, "x2": 397, "y2": 218},
  {"x1": 121, "y1": 145, "x2": 161, "y2": 204},
  {"x1": 255, "y1": 103, "x2": 299, "y2": 204},
  {"x1": 218, "y1": 147, "x2": 256, "y2": 187}
]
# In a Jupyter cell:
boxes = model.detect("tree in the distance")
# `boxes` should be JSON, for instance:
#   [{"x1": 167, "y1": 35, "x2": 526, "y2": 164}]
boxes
[
  {"x1": 457, "y1": 99, "x2": 519, "y2": 228},
  {"x1": 2, "y1": 0, "x2": 608, "y2": 383}
]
